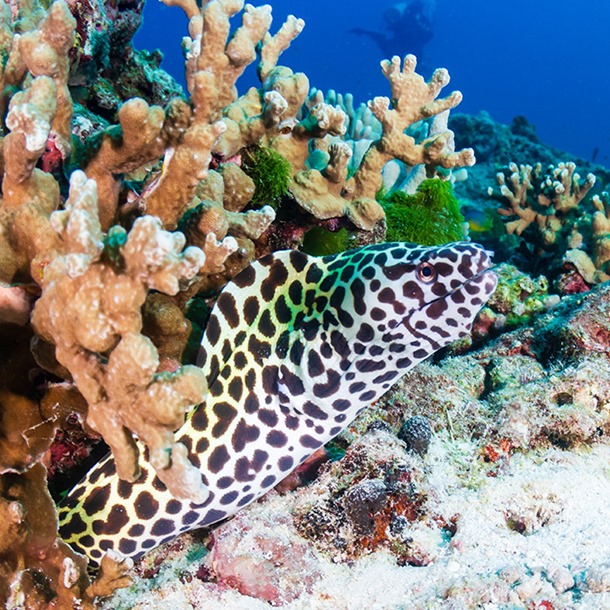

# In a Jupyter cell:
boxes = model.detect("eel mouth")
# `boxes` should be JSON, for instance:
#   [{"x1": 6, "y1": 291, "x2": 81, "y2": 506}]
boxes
[
  {"x1": 457, "y1": 246, "x2": 497, "y2": 300},
  {"x1": 449, "y1": 264, "x2": 498, "y2": 333},
  {"x1": 469, "y1": 267, "x2": 498, "y2": 299},
  {"x1": 458, "y1": 247, "x2": 498, "y2": 302},
  {"x1": 473, "y1": 248, "x2": 498, "y2": 293}
]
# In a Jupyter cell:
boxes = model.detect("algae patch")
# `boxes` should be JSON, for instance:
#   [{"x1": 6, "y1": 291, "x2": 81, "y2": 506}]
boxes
[{"x1": 380, "y1": 179, "x2": 466, "y2": 246}]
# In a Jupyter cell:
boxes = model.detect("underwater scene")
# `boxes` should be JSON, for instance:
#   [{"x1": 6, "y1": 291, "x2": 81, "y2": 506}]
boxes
[{"x1": 1, "y1": 0, "x2": 610, "y2": 608}]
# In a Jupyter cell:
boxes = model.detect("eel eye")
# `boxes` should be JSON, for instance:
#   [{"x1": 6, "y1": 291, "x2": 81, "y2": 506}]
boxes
[{"x1": 417, "y1": 262, "x2": 436, "y2": 283}]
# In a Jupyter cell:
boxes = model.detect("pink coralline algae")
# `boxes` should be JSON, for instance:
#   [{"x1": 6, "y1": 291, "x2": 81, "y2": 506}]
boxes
[{"x1": 207, "y1": 509, "x2": 323, "y2": 605}]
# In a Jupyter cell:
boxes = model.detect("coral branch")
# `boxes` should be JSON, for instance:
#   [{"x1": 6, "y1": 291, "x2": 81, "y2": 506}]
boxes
[
  {"x1": 84, "y1": 99, "x2": 166, "y2": 230},
  {"x1": 349, "y1": 54, "x2": 475, "y2": 201},
  {"x1": 31, "y1": 171, "x2": 209, "y2": 499},
  {"x1": 6, "y1": 0, "x2": 75, "y2": 157}
]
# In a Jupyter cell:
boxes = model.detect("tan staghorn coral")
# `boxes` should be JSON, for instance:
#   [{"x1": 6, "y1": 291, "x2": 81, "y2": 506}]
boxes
[
  {"x1": 147, "y1": 3, "x2": 472, "y2": 236},
  {"x1": 170, "y1": 1, "x2": 379, "y2": 229},
  {"x1": 217, "y1": 12, "x2": 308, "y2": 157},
  {"x1": 491, "y1": 161, "x2": 596, "y2": 246},
  {"x1": 564, "y1": 192, "x2": 610, "y2": 284},
  {"x1": 80, "y1": 1, "x2": 283, "y2": 234},
  {"x1": 132, "y1": 0, "x2": 278, "y2": 268},
  {"x1": 31, "y1": 171, "x2": 209, "y2": 499},
  {"x1": 289, "y1": 54, "x2": 474, "y2": 230},
  {"x1": 0, "y1": 75, "x2": 62, "y2": 283},
  {"x1": 83, "y1": 98, "x2": 167, "y2": 230},
  {"x1": 3, "y1": 0, "x2": 75, "y2": 156},
  {"x1": 488, "y1": 161, "x2": 610, "y2": 288},
  {"x1": 590, "y1": 193, "x2": 610, "y2": 278},
  {"x1": 0, "y1": 1, "x2": 78, "y2": 284},
  {"x1": 143, "y1": 0, "x2": 274, "y2": 228},
  {"x1": 348, "y1": 54, "x2": 475, "y2": 200}
]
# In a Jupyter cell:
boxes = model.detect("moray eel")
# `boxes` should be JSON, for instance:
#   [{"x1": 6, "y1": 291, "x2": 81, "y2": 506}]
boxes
[{"x1": 58, "y1": 241, "x2": 497, "y2": 564}]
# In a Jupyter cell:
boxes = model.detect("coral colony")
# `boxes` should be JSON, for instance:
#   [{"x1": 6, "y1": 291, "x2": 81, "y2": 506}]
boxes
[{"x1": 0, "y1": 0, "x2": 609, "y2": 608}]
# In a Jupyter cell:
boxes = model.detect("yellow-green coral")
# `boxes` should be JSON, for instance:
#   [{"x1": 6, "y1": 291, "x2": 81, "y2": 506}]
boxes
[{"x1": 485, "y1": 263, "x2": 558, "y2": 328}]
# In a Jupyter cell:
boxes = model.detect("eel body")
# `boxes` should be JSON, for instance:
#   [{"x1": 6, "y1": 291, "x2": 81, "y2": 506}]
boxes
[{"x1": 58, "y1": 241, "x2": 497, "y2": 563}]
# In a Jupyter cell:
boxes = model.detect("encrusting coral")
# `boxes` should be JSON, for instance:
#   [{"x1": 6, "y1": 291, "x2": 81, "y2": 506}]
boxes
[{"x1": 0, "y1": 0, "x2": 479, "y2": 605}]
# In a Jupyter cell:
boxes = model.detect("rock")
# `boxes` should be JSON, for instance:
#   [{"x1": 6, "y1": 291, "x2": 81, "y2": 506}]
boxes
[{"x1": 398, "y1": 415, "x2": 433, "y2": 456}]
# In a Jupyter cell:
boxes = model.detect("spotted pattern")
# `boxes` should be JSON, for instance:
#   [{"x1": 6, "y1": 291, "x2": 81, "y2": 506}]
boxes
[{"x1": 58, "y1": 241, "x2": 497, "y2": 564}]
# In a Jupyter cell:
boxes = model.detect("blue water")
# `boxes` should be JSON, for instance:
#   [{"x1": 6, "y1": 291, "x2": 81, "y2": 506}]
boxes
[{"x1": 135, "y1": 0, "x2": 610, "y2": 165}]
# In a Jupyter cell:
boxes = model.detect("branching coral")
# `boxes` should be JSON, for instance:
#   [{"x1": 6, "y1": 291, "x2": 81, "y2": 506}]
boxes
[
  {"x1": 162, "y1": 4, "x2": 473, "y2": 234},
  {"x1": 349, "y1": 55, "x2": 475, "y2": 199},
  {"x1": 491, "y1": 162, "x2": 595, "y2": 246},
  {"x1": 142, "y1": 0, "x2": 273, "y2": 228},
  {"x1": 177, "y1": 163, "x2": 275, "y2": 291},
  {"x1": 215, "y1": 9, "x2": 307, "y2": 156},
  {"x1": 83, "y1": 98, "x2": 167, "y2": 230},
  {"x1": 0, "y1": 75, "x2": 62, "y2": 283},
  {"x1": 31, "y1": 171, "x2": 209, "y2": 499},
  {"x1": 3, "y1": 0, "x2": 75, "y2": 156},
  {"x1": 489, "y1": 161, "x2": 609, "y2": 285},
  {"x1": 287, "y1": 55, "x2": 474, "y2": 231}
]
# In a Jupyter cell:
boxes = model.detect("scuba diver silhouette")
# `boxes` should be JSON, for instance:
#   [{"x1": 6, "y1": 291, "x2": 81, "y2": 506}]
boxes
[{"x1": 351, "y1": 1, "x2": 435, "y2": 62}]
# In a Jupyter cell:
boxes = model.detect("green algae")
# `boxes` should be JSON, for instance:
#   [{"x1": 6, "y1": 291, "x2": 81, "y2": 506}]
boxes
[
  {"x1": 300, "y1": 226, "x2": 356, "y2": 256},
  {"x1": 241, "y1": 145, "x2": 292, "y2": 209},
  {"x1": 379, "y1": 179, "x2": 466, "y2": 246}
]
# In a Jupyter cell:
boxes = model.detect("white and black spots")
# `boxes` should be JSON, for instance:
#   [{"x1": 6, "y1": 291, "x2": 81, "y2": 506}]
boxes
[{"x1": 58, "y1": 241, "x2": 497, "y2": 564}]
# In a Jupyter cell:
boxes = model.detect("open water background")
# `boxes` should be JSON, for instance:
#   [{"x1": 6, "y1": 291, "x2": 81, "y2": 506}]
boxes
[{"x1": 135, "y1": 0, "x2": 610, "y2": 166}]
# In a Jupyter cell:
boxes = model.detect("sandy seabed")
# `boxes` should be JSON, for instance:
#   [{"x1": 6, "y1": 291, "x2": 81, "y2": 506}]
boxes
[{"x1": 103, "y1": 441, "x2": 610, "y2": 609}]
